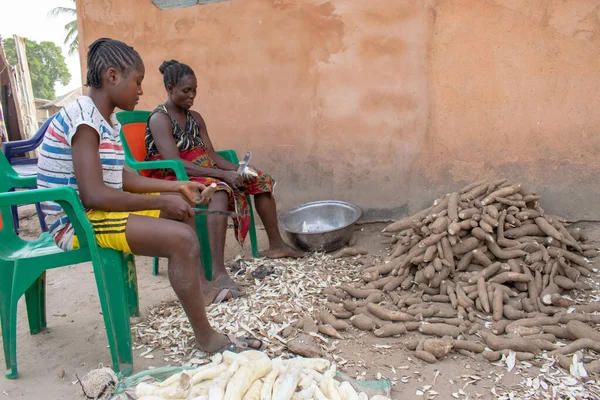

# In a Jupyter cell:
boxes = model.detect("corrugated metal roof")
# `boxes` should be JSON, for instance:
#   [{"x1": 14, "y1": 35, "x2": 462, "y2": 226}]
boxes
[
  {"x1": 152, "y1": 0, "x2": 230, "y2": 10},
  {"x1": 39, "y1": 87, "x2": 82, "y2": 109}
]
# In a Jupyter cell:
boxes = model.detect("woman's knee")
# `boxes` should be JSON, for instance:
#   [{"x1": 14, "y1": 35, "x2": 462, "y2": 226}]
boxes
[
  {"x1": 209, "y1": 191, "x2": 228, "y2": 209},
  {"x1": 168, "y1": 223, "x2": 200, "y2": 258}
]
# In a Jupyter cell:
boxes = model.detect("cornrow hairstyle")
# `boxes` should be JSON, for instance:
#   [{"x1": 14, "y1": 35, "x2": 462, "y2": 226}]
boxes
[
  {"x1": 85, "y1": 38, "x2": 143, "y2": 89},
  {"x1": 159, "y1": 60, "x2": 195, "y2": 89}
]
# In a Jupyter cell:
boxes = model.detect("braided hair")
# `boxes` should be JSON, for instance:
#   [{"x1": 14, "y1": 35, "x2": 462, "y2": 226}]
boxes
[
  {"x1": 159, "y1": 60, "x2": 195, "y2": 89},
  {"x1": 85, "y1": 38, "x2": 143, "y2": 89}
]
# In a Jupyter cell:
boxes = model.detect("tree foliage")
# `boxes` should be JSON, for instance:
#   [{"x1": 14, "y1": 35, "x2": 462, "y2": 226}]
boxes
[
  {"x1": 49, "y1": 0, "x2": 78, "y2": 55},
  {"x1": 3, "y1": 37, "x2": 71, "y2": 100}
]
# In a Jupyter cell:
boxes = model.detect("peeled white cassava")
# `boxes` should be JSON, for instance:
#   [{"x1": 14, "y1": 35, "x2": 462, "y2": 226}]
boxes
[
  {"x1": 297, "y1": 383, "x2": 317, "y2": 400},
  {"x1": 209, "y1": 361, "x2": 239, "y2": 400},
  {"x1": 135, "y1": 353, "x2": 384, "y2": 400},
  {"x1": 159, "y1": 371, "x2": 192, "y2": 399},
  {"x1": 313, "y1": 386, "x2": 329, "y2": 400},
  {"x1": 259, "y1": 367, "x2": 281, "y2": 400},
  {"x1": 319, "y1": 377, "x2": 342, "y2": 400},
  {"x1": 138, "y1": 371, "x2": 193, "y2": 399},
  {"x1": 224, "y1": 351, "x2": 272, "y2": 400},
  {"x1": 157, "y1": 372, "x2": 184, "y2": 388},
  {"x1": 223, "y1": 349, "x2": 265, "y2": 365},
  {"x1": 242, "y1": 379, "x2": 264, "y2": 400},
  {"x1": 301, "y1": 369, "x2": 324, "y2": 383},
  {"x1": 136, "y1": 382, "x2": 160, "y2": 398},
  {"x1": 273, "y1": 371, "x2": 301, "y2": 400},
  {"x1": 137, "y1": 397, "x2": 167, "y2": 400},
  {"x1": 192, "y1": 363, "x2": 230, "y2": 385},
  {"x1": 318, "y1": 365, "x2": 343, "y2": 400},
  {"x1": 338, "y1": 382, "x2": 360, "y2": 400},
  {"x1": 188, "y1": 381, "x2": 213, "y2": 399},
  {"x1": 295, "y1": 358, "x2": 331, "y2": 373}
]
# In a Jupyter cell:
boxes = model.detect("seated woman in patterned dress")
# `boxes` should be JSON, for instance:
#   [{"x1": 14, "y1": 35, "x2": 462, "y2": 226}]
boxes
[{"x1": 145, "y1": 60, "x2": 303, "y2": 304}]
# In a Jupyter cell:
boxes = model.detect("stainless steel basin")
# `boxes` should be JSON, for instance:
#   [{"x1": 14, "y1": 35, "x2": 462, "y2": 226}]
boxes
[{"x1": 281, "y1": 200, "x2": 362, "y2": 252}]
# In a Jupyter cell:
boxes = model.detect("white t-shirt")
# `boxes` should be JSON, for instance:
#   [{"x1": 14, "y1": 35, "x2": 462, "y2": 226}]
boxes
[{"x1": 37, "y1": 96, "x2": 124, "y2": 250}]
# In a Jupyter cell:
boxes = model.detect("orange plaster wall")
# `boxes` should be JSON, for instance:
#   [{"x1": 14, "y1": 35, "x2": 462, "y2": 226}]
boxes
[{"x1": 77, "y1": 0, "x2": 600, "y2": 220}]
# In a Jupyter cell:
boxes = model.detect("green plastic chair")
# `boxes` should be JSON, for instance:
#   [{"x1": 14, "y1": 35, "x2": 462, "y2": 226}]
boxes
[
  {"x1": 0, "y1": 152, "x2": 139, "y2": 379},
  {"x1": 115, "y1": 110, "x2": 259, "y2": 278}
]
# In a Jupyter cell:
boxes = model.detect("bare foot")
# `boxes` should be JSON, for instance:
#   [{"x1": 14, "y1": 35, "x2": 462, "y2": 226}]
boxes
[
  {"x1": 265, "y1": 244, "x2": 305, "y2": 259},
  {"x1": 196, "y1": 332, "x2": 263, "y2": 353},
  {"x1": 201, "y1": 284, "x2": 226, "y2": 304},
  {"x1": 195, "y1": 332, "x2": 231, "y2": 353},
  {"x1": 211, "y1": 273, "x2": 240, "y2": 292},
  {"x1": 201, "y1": 274, "x2": 246, "y2": 304}
]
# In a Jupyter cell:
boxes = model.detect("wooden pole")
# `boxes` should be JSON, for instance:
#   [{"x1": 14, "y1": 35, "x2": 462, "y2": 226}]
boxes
[
  {"x1": 0, "y1": 36, "x2": 24, "y2": 143},
  {"x1": 0, "y1": 101, "x2": 7, "y2": 145},
  {"x1": 13, "y1": 35, "x2": 38, "y2": 158}
]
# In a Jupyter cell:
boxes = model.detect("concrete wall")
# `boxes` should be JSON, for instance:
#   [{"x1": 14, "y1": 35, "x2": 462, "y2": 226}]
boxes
[{"x1": 76, "y1": 0, "x2": 600, "y2": 220}]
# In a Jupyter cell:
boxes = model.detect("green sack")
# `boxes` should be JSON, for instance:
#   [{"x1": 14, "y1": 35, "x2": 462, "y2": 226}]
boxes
[
  {"x1": 110, "y1": 366, "x2": 392, "y2": 399},
  {"x1": 111, "y1": 366, "x2": 195, "y2": 399}
]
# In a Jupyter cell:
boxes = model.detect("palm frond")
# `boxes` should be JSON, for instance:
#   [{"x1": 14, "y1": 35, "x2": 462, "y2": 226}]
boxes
[
  {"x1": 48, "y1": 6, "x2": 76, "y2": 18},
  {"x1": 68, "y1": 36, "x2": 79, "y2": 55},
  {"x1": 64, "y1": 22, "x2": 78, "y2": 44},
  {"x1": 65, "y1": 23, "x2": 79, "y2": 55},
  {"x1": 64, "y1": 19, "x2": 78, "y2": 32},
  {"x1": 49, "y1": 0, "x2": 78, "y2": 54}
]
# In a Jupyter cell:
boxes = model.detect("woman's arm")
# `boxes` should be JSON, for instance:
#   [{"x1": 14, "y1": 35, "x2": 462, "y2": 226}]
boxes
[
  {"x1": 122, "y1": 167, "x2": 208, "y2": 203},
  {"x1": 123, "y1": 167, "x2": 180, "y2": 193},
  {"x1": 148, "y1": 112, "x2": 226, "y2": 179},
  {"x1": 72, "y1": 125, "x2": 193, "y2": 220}
]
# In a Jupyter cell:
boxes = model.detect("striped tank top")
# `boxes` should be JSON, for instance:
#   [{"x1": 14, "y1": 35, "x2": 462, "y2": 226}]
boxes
[{"x1": 37, "y1": 96, "x2": 124, "y2": 250}]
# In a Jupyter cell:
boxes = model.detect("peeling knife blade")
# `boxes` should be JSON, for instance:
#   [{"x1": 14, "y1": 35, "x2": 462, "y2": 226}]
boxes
[
  {"x1": 236, "y1": 151, "x2": 252, "y2": 175},
  {"x1": 194, "y1": 209, "x2": 238, "y2": 218}
]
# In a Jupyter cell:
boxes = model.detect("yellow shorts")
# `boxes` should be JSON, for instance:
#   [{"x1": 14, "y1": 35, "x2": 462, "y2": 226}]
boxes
[{"x1": 72, "y1": 209, "x2": 161, "y2": 253}]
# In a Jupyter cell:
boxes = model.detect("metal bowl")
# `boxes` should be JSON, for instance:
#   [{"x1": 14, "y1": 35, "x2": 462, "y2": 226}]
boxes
[{"x1": 281, "y1": 200, "x2": 362, "y2": 252}]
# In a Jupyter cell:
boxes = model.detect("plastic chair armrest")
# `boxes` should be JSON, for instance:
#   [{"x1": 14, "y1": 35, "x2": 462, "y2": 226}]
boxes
[
  {"x1": 9, "y1": 174, "x2": 37, "y2": 189},
  {"x1": 3, "y1": 142, "x2": 40, "y2": 159},
  {"x1": 8, "y1": 157, "x2": 38, "y2": 166},
  {"x1": 2, "y1": 138, "x2": 38, "y2": 157},
  {"x1": 0, "y1": 186, "x2": 95, "y2": 247},
  {"x1": 216, "y1": 149, "x2": 239, "y2": 164},
  {"x1": 126, "y1": 158, "x2": 190, "y2": 181}
]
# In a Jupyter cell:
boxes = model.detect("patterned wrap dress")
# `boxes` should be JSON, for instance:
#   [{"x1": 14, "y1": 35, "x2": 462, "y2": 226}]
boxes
[{"x1": 144, "y1": 105, "x2": 275, "y2": 245}]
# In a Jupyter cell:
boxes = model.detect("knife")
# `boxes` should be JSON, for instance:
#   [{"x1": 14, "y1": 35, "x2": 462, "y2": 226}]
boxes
[
  {"x1": 236, "y1": 151, "x2": 252, "y2": 175},
  {"x1": 194, "y1": 208, "x2": 238, "y2": 218}
]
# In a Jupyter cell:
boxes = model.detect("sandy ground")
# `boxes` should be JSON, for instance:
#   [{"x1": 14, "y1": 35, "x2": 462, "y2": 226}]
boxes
[{"x1": 1, "y1": 207, "x2": 599, "y2": 400}]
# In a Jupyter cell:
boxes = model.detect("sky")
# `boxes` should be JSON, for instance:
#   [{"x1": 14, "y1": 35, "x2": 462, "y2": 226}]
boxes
[{"x1": 0, "y1": 0, "x2": 82, "y2": 96}]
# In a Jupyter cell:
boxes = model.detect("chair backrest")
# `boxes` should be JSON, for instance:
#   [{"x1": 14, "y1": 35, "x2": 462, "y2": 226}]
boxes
[
  {"x1": 2, "y1": 114, "x2": 56, "y2": 162},
  {"x1": 115, "y1": 110, "x2": 152, "y2": 163},
  {"x1": 0, "y1": 153, "x2": 18, "y2": 240},
  {"x1": 32, "y1": 115, "x2": 56, "y2": 148},
  {"x1": 0, "y1": 150, "x2": 17, "y2": 193}
]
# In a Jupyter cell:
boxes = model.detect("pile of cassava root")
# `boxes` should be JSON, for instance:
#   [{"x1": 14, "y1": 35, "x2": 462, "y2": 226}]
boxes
[{"x1": 317, "y1": 179, "x2": 600, "y2": 373}]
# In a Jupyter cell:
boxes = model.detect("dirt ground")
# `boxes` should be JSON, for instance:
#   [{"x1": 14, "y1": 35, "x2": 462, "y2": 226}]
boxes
[{"x1": 1, "y1": 207, "x2": 599, "y2": 400}]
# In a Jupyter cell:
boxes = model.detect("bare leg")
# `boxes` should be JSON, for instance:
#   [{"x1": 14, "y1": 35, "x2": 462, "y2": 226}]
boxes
[
  {"x1": 206, "y1": 191, "x2": 240, "y2": 293},
  {"x1": 254, "y1": 192, "x2": 304, "y2": 258},
  {"x1": 125, "y1": 213, "x2": 230, "y2": 352}
]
